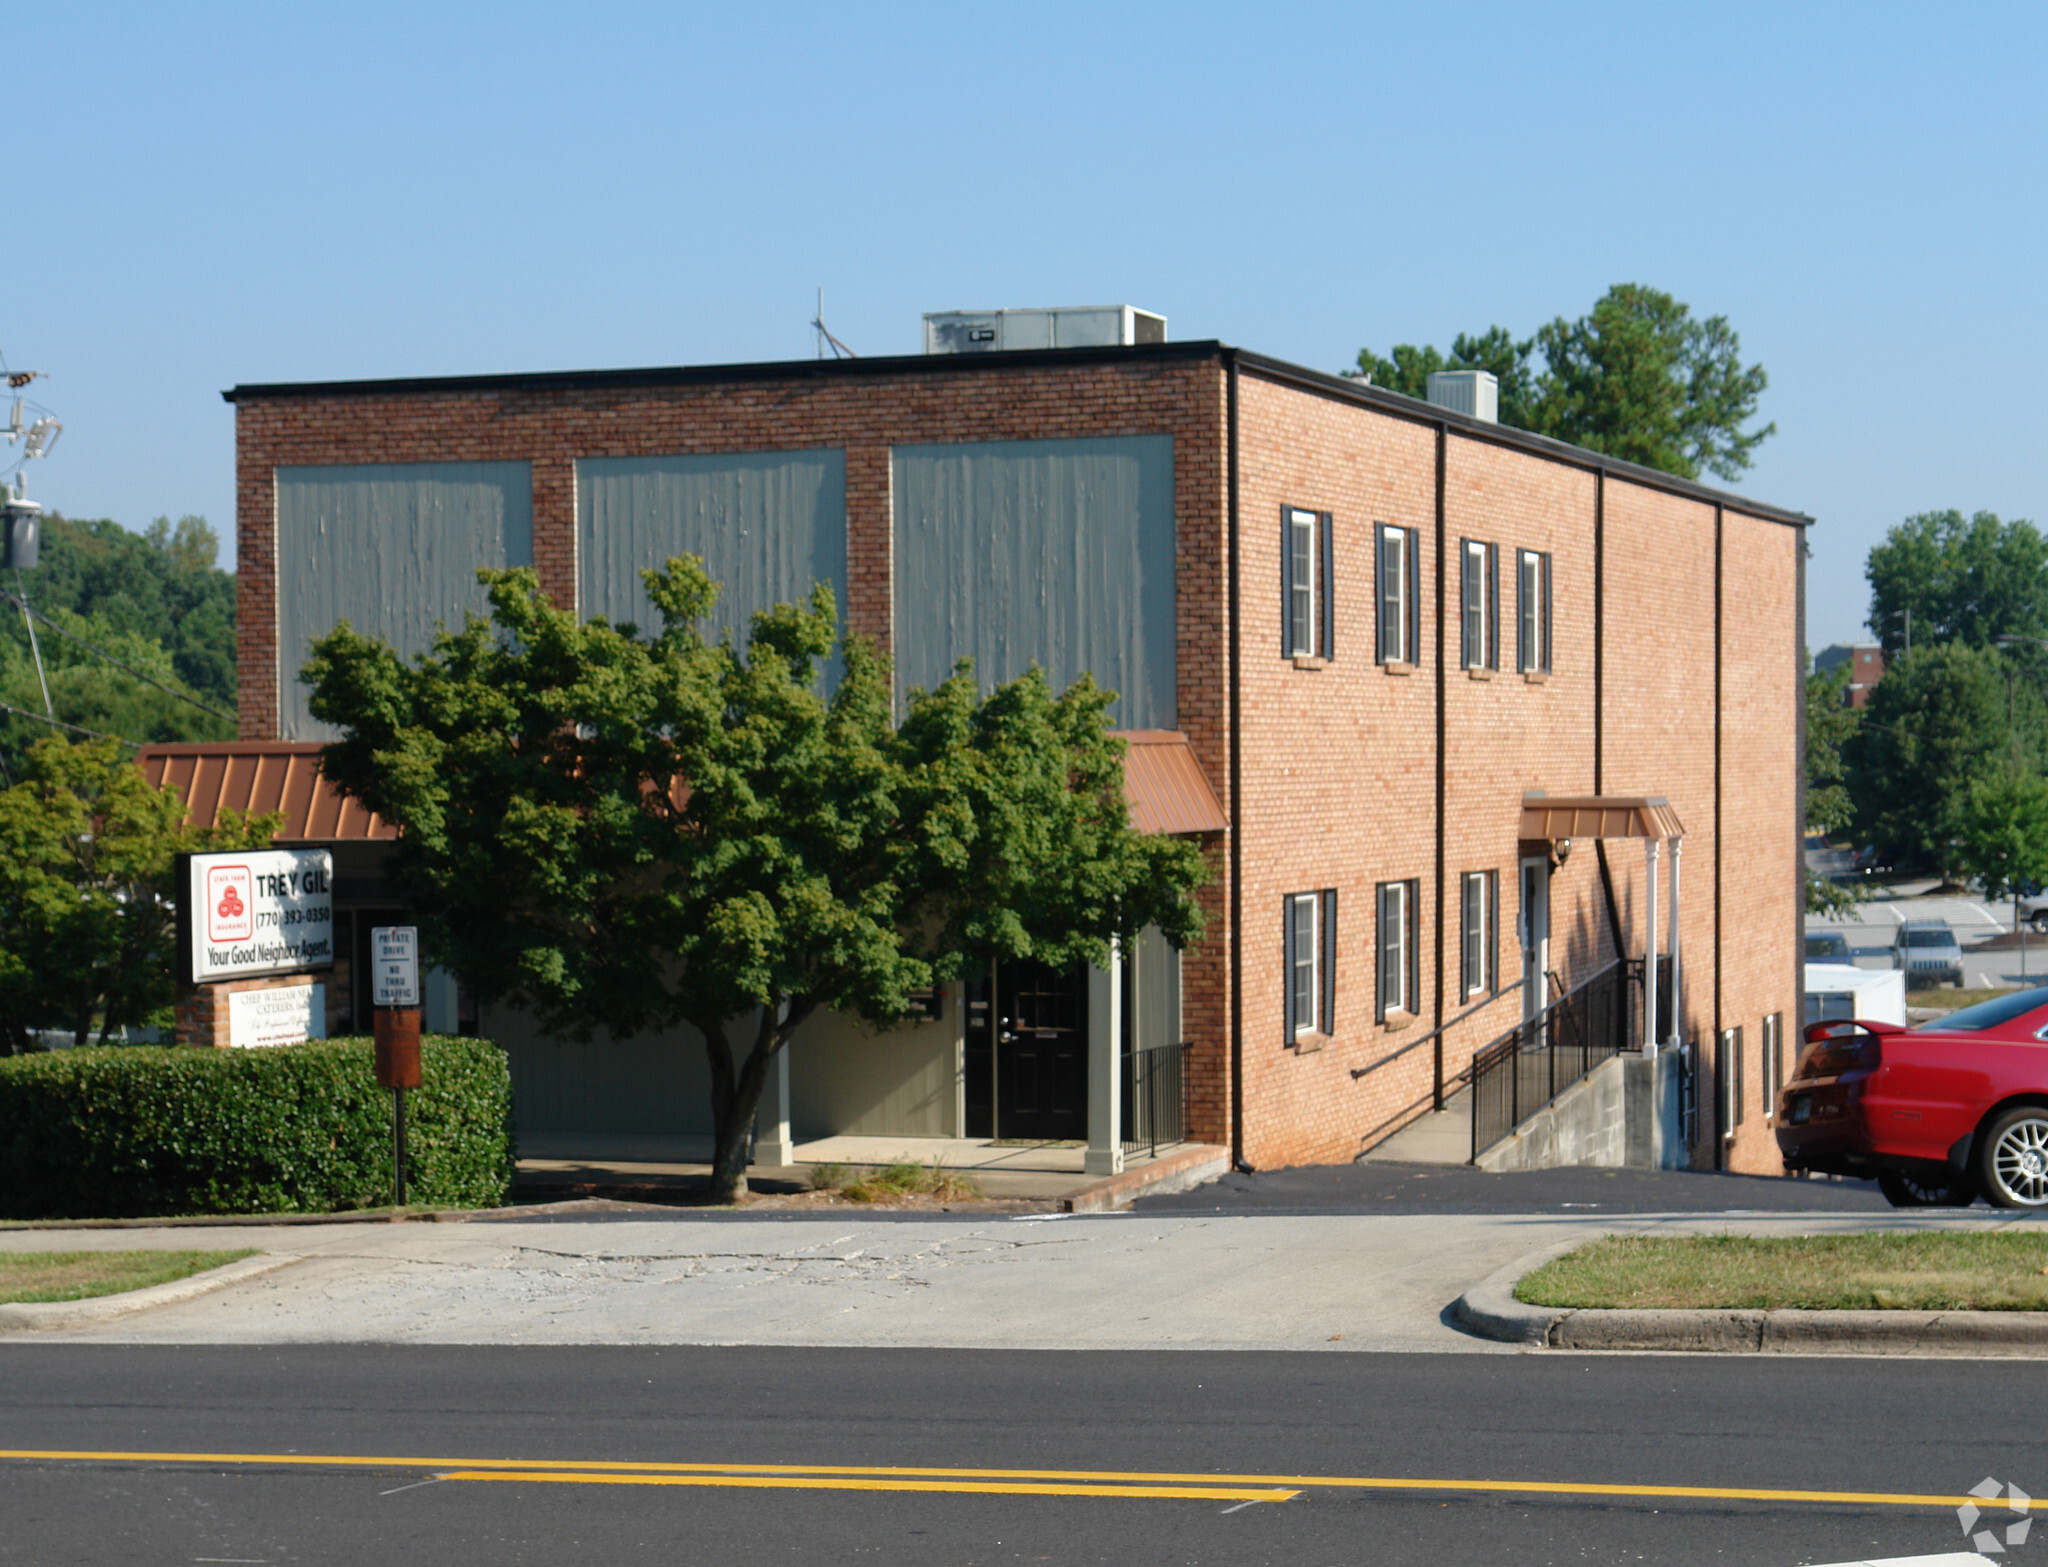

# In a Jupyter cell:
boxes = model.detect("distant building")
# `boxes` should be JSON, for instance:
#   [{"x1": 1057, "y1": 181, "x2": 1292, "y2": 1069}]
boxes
[{"x1": 1814, "y1": 643, "x2": 1884, "y2": 707}]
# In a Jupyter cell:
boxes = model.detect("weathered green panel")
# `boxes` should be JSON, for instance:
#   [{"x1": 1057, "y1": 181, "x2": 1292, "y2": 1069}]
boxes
[
  {"x1": 276, "y1": 462, "x2": 533, "y2": 740},
  {"x1": 891, "y1": 435, "x2": 1175, "y2": 728},
  {"x1": 577, "y1": 450, "x2": 848, "y2": 686}
]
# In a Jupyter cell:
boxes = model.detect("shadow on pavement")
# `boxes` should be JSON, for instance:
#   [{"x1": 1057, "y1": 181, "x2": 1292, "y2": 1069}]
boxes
[{"x1": 1134, "y1": 1160, "x2": 1895, "y2": 1215}]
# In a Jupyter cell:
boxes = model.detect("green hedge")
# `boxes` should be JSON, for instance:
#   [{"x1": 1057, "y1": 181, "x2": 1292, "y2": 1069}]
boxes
[{"x1": 0, "y1": 1037, "x2": 516, "y2": 1220}]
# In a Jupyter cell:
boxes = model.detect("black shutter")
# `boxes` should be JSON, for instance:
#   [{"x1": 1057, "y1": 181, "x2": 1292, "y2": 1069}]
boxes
[
  {"x1": 1406, "y1": 528, "x2": 1422, "y2": 664},
  {"x1": 1282, "y1": 897, "x2": 1296, "y2": 1044},
  {"x1": 1320, "y1": 888, "x2": 1337, "y2": 1035},
  {"x1": 1488, "y1": 870, "x2": 1499, "y2": 991},
  {"x1": 1409, "y1": 879, "x2": 1423, "y2": 1015},
  {"x1": 1542, "y1": 552, "x2": 1553, "y2": 672},
  {"x1": 1374, "y1": 884, "x2": 1390, "y2": 1022},
  {"x1": 1320, "y1": 513, "x2": 1335, "y2": 661},
  {"x1": 1280, "y1": 508, "x2": 1294, "y2": 658},
  {"x1": 1487, "y1": 545, "x2": 1499, "y2": 669},
  {"x1": 1376, "y1": 528, "x2": 1394, "y2": 663}
]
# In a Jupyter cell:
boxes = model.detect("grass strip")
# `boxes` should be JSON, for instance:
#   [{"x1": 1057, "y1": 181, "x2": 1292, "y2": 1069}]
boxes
[
  {"x1": 0, "y1": 1249, "x2": 258, "y2": 1305},
  {"x1": 1516, "y1": 1232, "x2": 2048, "y2": 1312}
]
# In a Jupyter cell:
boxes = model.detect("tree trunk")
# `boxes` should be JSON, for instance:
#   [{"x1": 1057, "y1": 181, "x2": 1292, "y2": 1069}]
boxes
[{"x1": 704, "y1": 998, "x2": 816, "y2": 1204}]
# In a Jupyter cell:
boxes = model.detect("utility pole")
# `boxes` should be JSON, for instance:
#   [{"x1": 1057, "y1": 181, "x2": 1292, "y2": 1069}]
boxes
[{"x1": 3, "y1": 362, "x2": 61, "y2": 719}]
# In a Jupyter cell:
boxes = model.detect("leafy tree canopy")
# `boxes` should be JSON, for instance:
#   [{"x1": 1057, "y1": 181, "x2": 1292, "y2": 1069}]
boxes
[
  {"x1": 304, "y1": 560, "x2": 1211, "y2": 1202},
  {"x1": 0, "y1": 737, "x2": 275, "y2": 1054},
  {"x1": 1863, "y1": 509, "x2": 2048, "y2": 655},
  {"x1": 0, "y1": 512, "x2": 235, "y2": 771},
  {"x1": 1804, "y1": 665, "x2": 1862, "y2": 915},
  {"x1": 1845, "y1": 643, "x2": 2048, "y2": 880},
  {"x1": 1953, "y1": 770, "x2": 2048, "y2": 905},
  {"x1": 1350, "y1": 283, "x2": 1775, "y2": 481}
]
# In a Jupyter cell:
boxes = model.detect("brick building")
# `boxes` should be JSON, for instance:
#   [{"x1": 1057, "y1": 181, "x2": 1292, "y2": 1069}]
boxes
[
  {"x1": 1813, "y1": 642, "x2": 1885, "y2": 708},
  {"x1": 168, "y1": 315, "x2": 1807, "y2": 1177}
]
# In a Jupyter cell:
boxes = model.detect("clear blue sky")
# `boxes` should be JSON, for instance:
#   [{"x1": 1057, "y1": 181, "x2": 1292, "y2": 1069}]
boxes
[{"x1": 9, "y1": 1, "x2": 2044, "y2": 654}]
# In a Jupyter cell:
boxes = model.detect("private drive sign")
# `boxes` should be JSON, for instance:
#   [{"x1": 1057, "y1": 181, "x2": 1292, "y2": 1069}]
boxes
[{"x1": 178, "y1": 849, "x2": 335, "y2": 983}]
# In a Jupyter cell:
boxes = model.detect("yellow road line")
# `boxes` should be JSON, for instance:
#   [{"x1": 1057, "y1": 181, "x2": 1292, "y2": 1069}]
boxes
[
  {"x1": 0, "y1": 1449, "x2": 2002, "y2": 1511},
  {"x1": 442, "y1": 1471, "x2": 1294, "y2": 1501}
]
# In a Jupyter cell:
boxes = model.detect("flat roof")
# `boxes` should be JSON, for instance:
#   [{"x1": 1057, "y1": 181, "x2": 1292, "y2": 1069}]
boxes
[{"x1": 224, "y1": 340, "x2": 1812, "y2": 528}]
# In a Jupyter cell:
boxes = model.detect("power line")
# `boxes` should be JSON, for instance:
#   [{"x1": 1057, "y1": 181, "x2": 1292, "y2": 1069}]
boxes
[
  {"x1": 1, "y1": 590, "x2": 235, "y2": 722},
  {"x1": 0, "y1": 698, "x2": 137, "y2": 746}
]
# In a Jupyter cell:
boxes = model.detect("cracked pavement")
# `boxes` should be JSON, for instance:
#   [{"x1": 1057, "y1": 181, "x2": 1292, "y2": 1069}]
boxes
[{"x1": 4, "y1": 1205, "x2": 2024, "y2": 1350}]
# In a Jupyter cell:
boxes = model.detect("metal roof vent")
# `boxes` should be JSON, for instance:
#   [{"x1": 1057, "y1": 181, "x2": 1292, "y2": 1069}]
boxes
[
  {"x1": 922, "y1": 306, "x2": 1166, "y2": 354},
  {"x1": 1426, "y1": 369, "x2": 1498, "y2": 423}
]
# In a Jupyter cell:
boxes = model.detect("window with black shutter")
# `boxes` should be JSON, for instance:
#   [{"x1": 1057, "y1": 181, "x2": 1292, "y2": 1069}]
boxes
[
  {"x1": 1377, "y1": 880, "x2": 1416, "y2": 1019},
  {"x1": 1460, "y1": 870, "x2": 1496, "y2": 999},
  {"x1": 1283, "y1": 507, "x2": 1335, "y2": 660},
  {"x1": 1461, "y1": 541, "x2": 1500, "y2": 670},
  {"x1": 1378, "y1": 525, "x2": 1421, "y2": 665},
  {"x1": 1518, "y1": 548, "x2": 1553, "y2": 673},
  {"x1": 1285, "y1": 890, "x2": 1336, "y2": 1043}
]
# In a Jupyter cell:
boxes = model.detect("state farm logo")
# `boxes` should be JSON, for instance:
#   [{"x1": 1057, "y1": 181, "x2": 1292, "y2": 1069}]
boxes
[{"x1": 206, "y1": 865, "x2": 254, "y2": 943}]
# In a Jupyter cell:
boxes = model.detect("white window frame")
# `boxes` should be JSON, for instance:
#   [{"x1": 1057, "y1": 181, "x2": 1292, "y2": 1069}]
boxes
[
  {"x1": 1762, "y1": 1012, "x2": 1783, "y2": 1121},
  {"x1": 1460, "y1": 870, "x2": 1494, "y2": 1000},
  {"x1": 1289, "y1": 893, "x2": 1319, "y2": 1039},
  {"x1": 1378, "y1": 525, "x2": 1411, "y2": 664},
  {"x1": 1518, "y1": 548, "x2": 1552, "y2": 673},
  {"x1": 1377, "y1": 879, "x2": 1413, "y2": 1018},
  {"x1": 1461, "y1": 540, "x2": 1489, "y2": 669},
  {"x1": 1288, "y1": 507, "x2": 1318, "y2": 658}
]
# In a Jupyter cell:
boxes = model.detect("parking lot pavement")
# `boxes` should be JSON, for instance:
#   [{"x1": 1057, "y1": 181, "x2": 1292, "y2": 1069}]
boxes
[{"x1": 1806, "y1": 884, "x2": 2046, "y2": 988}]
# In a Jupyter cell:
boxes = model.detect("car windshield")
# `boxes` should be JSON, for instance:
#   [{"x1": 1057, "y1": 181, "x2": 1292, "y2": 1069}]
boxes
[
  {"x1": 1904, "y1": 929, "x2": 1955, "y2": 948},
  {"x1": 1806, "y1": 935, "x2": 1847, "y2": 954},
  {"x1": 1916, "y1": 987, "x2": 2048, "y2": 1032}
]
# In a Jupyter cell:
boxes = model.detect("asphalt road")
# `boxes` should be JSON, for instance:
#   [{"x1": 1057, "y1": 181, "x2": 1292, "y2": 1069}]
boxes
[
  {"x1": 0, "y1": 1343, "x2": 2022, "y2": 1565},
  {"x1": 1134, "y1": 1160, "x2": 1898, "y2": 1214}
]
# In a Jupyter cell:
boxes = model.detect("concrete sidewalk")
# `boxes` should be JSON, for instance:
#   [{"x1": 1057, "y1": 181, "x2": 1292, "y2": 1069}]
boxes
[{"x1": 1, "y1": 1207, "x2": 2030, "y2": 1352}]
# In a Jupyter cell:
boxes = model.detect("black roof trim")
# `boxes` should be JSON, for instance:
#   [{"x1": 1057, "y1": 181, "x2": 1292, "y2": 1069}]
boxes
[
  {"x1": 1228, "y1": 349, "x2": 1812, "y2": 529},
  {"x1": 222, "y1": 338, "x2": 1810, "y2": 528},
  {"x1": 221, "y1": 340, "x2": 1228, "y2": 403}
]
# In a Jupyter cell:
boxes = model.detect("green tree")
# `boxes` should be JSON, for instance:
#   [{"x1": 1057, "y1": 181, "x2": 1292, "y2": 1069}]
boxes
[
  {"x1": 0, "y1": 737, "x2": 275, "y2": 1054},
  {"x1": 1, "y1": 511, "x2": 236, "y2": 770},
  {"x1": 1350, "y1": 283, "x2": 1774, "y2": 481},
  {"x1": 1953, "y1": 770, "x2": 2048, "y2": 905},
  {"x1": 1805, "y1": 665, "x2": 1862, "y2": 914},
  {"x1": 1352, "y1": 326, "x2": 1541, "y2": 428},
  {"x1": 304, "y1": 560, "x2": 1210, "y2": 1203},
  {"x1": 1863, "y1": 510, "x2": 2048, "y2": 655},
  {"x1": 1845, "y1": 644, "x2": 2047, "y2": 881}
]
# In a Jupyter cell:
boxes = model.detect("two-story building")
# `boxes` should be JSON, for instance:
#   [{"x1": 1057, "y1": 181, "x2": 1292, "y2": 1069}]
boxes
[{"x1": 144, "y1": 308, "x2": 1808, "y2": 1177}]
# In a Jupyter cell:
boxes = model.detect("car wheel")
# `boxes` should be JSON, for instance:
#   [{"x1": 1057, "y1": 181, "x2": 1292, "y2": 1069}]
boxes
[
  {"x1": 1976, "y1": 1107, "x2": 2048, "y2": 1209},
  {"x1": 1878, "y1": 1168, "x2": 1975, "y2": 1208},
  {"x1": 2033, "y1": 913, "x2": 2048, "y2": 933}
]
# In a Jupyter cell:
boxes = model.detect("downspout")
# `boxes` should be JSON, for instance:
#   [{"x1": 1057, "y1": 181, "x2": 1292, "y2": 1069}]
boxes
[
  {"x1": 1714, "y1": 503, "x2": 1724, "y2": 1169},
  {"x1": 1227, "y1": 353, "x2": 1246, "y2": 1171},
  {"x1": 1432, "y1": 423, "x2": 1448, "y2": 1107},
  {"x1": 1592, "y1": 473, "x2": 1624, "y2": 960}
]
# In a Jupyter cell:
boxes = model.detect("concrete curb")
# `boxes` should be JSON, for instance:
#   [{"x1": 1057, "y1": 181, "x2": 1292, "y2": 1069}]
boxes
[
  {"x1": 1062, "y1": 1144, "x2": 1230, "y2": 1213},
  {"x1": 1450, "y1": 1240, "x2": 2048, "y2": 1355},
  {"x1": 0, "y1": 1253, "x2": 301, "y2": 1333}
]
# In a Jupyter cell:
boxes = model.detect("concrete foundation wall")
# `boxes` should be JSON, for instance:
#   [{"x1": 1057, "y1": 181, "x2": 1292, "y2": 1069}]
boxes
[{"x1": 1476, "y1": 1052, "x2": 1689, "y2": 1172}]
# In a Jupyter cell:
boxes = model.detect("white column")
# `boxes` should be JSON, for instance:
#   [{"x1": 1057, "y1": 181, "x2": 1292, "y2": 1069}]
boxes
[
  {"x1": 1643, "y1": 839, "x2": 1661, "y2": 1057},
  {"x1": 1085, "y1": 944, "x2": 1125, "y2": 1177},
  {"x1": 1666, "y1": 836, "x2": 1684, "y2": 1050},
  {"x1": 752, "y1": 1042, "x2": 796, "y2": 1167}
]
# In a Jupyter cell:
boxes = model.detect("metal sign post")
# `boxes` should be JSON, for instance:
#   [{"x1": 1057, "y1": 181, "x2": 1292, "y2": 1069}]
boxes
[{"x1": 371, "y1": 927, "x2": 421, "y2": 1207}]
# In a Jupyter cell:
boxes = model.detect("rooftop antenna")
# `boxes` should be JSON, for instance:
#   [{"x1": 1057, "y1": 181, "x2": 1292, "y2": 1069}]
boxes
[{"x1": 811, "y1": 288, "x2": 855, "y2": 360}]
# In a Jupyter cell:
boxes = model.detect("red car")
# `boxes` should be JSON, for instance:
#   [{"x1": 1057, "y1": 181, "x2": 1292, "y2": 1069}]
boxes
[{"x1": 1778, "y1": 988, "x2": 2048, "y2": 1208}]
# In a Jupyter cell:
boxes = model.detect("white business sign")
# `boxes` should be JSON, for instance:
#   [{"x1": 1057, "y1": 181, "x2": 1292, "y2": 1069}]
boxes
[
  {"x1": 184, "y1": 849, "x2": 335, "y2": 983},
  {"x1": 372, "y1": 926, "x2": 420, "y2": 1008},
  {"x1": 227, "y1": 983, "x2": 327, "y2": 1049}
]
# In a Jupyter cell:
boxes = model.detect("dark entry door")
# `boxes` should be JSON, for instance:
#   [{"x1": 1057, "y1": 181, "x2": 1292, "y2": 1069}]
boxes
[{"x1": 995, "y1": 958, "x2": 1088, "y2": 1141}]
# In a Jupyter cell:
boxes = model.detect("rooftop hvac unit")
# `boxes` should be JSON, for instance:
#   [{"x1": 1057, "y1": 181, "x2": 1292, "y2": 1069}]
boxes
[
  {"x1": 923, "y1": 306, "x2": 1167, "y2": 355},
  {"x1": 1425, "y1": 370, "x2": 1499, "y2": 423}
]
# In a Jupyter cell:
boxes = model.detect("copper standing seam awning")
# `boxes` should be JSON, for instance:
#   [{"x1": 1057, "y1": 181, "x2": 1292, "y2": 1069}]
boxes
[
  {"x1": 137, "y1": 742, "x2": 395, "y2": 841},
  {"x1": 1518, "y1": 794, "x2": 1685, "y2": 842},
  {"x1": 137, "y1": 733, "x2": 1229, "y2": 843}
]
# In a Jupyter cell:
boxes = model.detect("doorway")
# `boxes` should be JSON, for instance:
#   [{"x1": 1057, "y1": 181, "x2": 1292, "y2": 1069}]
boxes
[
  {"x1": 1519, "y1": 858, "x2": 1551, "y2": 1020},
  {"x1": 963, "y1": 958, "x2": 1089, "y2": 1141}
]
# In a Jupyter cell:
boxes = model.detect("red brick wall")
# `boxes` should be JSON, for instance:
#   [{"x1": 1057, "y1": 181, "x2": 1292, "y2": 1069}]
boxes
[
  {"x1": 234, "y1": 350, "x2": 1802, "y2": 1168},
  {"x1": 234, "y1": 355, "x2": 1239, "y2": 1144}
]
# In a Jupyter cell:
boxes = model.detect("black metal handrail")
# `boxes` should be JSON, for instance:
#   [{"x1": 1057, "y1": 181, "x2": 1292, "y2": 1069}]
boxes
[
  {"x1": 1469, "y1": 962, "x2": 1629, "y2": 1163},
  {"x1": 1348, "y1": 978, "x2": 1526, "y2": 1112},
  {"x1": 1122, "y1": 1040, "x2": 1189, "y2": 1159}
]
